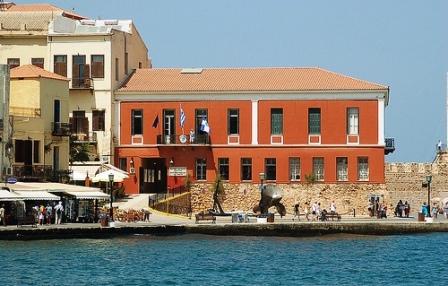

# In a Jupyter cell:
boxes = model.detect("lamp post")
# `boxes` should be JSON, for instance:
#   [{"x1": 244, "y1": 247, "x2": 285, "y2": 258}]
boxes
[
  {"x1": 108, "y1": 173, "x2": 114, "y2": 221},
  {"x1": 426, "y1": 175, "x2": 432, "y2": 216}
]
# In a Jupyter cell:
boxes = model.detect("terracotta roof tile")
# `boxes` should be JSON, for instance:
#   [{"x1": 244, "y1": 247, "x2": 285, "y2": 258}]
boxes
[
  {"x1": 10, "y1": 65, "x2": 68, "y2": 81},
  {"x1": 6, "y1": 3, "x2": 86, "y2": 19},
  {"x1": 118, "y1": 67, "x2": 388, "y2": 93}
]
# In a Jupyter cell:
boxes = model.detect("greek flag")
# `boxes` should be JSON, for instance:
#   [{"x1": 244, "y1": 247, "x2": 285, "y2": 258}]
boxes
[
  {"x1": 200, "y1": 119, "x2": 210, "y2": 133},
  {"x1": 180, "y1": 106, "x2": 186, "y2": 128}
]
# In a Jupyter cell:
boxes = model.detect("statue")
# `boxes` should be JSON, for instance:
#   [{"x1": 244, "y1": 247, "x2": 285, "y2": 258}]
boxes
[{"x1": 253, "y1": 184, "x2": 286, "y2": 216}]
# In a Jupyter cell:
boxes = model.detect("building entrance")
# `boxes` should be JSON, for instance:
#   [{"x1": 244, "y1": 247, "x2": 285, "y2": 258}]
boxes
[{"x1": 139, "y1": 158, "x2": 167, "y2": 193}]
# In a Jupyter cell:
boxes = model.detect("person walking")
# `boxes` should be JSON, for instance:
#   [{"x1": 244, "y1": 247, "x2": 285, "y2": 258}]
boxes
[
  {"x1": 0, "y1": 204, "x2": 5, "y2": 226},
  {"x1": 293, "y1": 203, "x2": 300, "y2": 221},
  {"x1": 404, "y1": 201, "x2": 410, "y2": 218},
  {"x1": 54, "y1": 201, "x2": 64, "y2": 224}
]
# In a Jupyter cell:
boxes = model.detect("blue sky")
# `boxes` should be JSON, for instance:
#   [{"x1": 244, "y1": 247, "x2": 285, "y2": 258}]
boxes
[{"x1": 19, "y1": 0, "x2": 448, "y2": 162}]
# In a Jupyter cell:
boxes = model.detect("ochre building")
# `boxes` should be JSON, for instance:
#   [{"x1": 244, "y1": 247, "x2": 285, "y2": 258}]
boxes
[{"x1": 115, "y1": 67, "x2": 393, "y2": 195}]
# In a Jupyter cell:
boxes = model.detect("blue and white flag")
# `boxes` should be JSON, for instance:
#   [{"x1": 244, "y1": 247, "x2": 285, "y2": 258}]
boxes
[
  {"x1": 200, "y1": 119, "x2": 210, "y2": 133},
  {"x1": 180, "y1": 106, "x2": 186, "y2": 128}
]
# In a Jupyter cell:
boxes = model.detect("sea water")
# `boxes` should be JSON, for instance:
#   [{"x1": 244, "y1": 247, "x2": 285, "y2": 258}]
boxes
[{"x1": 0, "y1": 233, "x2": 447, "y2": 285}]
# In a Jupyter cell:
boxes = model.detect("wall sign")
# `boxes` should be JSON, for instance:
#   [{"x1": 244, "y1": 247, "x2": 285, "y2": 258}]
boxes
[{"x1": 169, "y1": 167, "x2": 187, "y2": 177}]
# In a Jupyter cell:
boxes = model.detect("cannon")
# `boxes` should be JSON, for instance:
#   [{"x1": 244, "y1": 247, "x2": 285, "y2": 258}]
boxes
[{"x1": 253, "y1": 184, "x2": 286, "y2": 216}]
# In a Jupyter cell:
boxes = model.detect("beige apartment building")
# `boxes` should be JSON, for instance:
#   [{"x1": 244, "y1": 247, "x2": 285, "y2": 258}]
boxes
[
  {"x1": 0, "y1": 2, "x2": 150, "y2": 164},
  {"x1": 9, "y1": 65, "x2": 70, "y2": 181}
]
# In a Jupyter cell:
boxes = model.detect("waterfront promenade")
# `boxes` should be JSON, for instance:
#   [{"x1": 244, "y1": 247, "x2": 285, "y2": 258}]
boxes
[{"x1": 1, "y1": 211, "x2": 448, "y2": 240}]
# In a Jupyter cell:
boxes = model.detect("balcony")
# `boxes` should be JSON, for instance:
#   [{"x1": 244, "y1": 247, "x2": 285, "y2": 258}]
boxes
[
  {"x1": 71, "y1": 77, "x2": 93, "y2": 89},
  {"x1": 12, "y1": 165, "x2": 72, "y2": 182},
  {"x1": 52, "y1": 122, "x2": 71, "y2": 136},
  {"x1": 70, "y1": 132, "x2": 97, "y2": 143},
  {"x1": 385, "y1": 138, "x2": 395, "y2": 155},
  {"x1": 157, "y1": 133, "x2": 210, "y2": 145}
]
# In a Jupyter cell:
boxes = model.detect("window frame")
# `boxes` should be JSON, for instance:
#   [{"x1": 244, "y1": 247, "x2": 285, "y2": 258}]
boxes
[
  {"x1": 118, "y1": 158, "x2": 127, "y2": 172},
  {"x1": 270, "y1": 108, "x2": 283, "y2": 135},
  {"x1": 265, "y1": 158, "x2": 277, "y2": 181},
  {"x1": 312, "y1": 157, "x2": 324, "y2": 181},
  {"x1": 289, "y1": 157, "x2": 301, "y2": 181},
  {"x1": 347, "y1": 107, "x2": 359, "y2": 135},
  {"x1": 131, "y1": 109, "x2": 143, "y2": 135},
  {"x1": 31, "y1": 58, "x2": 44, "y2": 69},
  {"x1": 218, "y1": 158, "x2": 229, "y2": 180},
  {"x1": 227, "y1": 108, "x2": 239, "y2": 135},
  {"x1": 336, "y1": 157, "x2": 348, "y2": 181},
  {"x1": 7, "y1": 58, "x2": 20, "y2": 69},
  {"x1": 308, "y1": 108, "x2": 321, "y2": 135},
  {"x1": 91, "y1": 55, "x2": 105, "y2": 78},
  {"x1": 358, "y1": 157, "x2": 369, "y2": 181},
  {"x1": 195, "y1": 158, "x2": 207, "y2": 181},
  {"x1": 53, "y1": 55, "x2": 67, "y2": 77},
  {"x1": 92, "y1": 110, "x2": 105, "y2": 131},
  {"x1": 241, "y1": 158, "x2": 252, "y2": 181}
]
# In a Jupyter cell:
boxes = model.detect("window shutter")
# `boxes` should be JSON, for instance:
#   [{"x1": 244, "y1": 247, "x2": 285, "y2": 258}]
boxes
[
  {"x1": 92, "y1": 112, "x2": 99, "y2": 131},
  {"x1": 82, "y1": 117, "x2": 89, "y2": 134},
  {"x1": 72, "y1": 64, "x2": 80, "y2": 87},
  {"x1": 83, "y1": 64, "x2": 90, "y2": 88},
  {"x1": 69, "y1": 117, "x2": 75, "y2": 133}
]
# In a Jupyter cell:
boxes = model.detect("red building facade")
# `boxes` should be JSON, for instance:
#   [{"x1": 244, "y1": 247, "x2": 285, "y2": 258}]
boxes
[{"x1": 115, "y1": 68, "x2": 392, "y2": 194}]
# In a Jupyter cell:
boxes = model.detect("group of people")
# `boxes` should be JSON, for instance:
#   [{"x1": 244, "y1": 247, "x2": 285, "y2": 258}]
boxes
[
  {"x1": 368, "y1": 199, "x2": 387, "y2": 218},
  {"x1": 394, "y1": 200, "x2": 410, "y2": 218},
  {"x1": 421, "y1": 201, "x2": 448, "y2": 219},
  {"x1": 32, "y1": 201, "x2": 64, "y2": 225},
  {"x1": 293, "y1": 201, "x2": 337, "y2": 221}
]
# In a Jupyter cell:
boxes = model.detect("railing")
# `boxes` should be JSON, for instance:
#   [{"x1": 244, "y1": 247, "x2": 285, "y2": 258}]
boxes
[
  {"x1": 156, "y1": 133, "x2": 210, "y2": 145},
  {"x1": 11, "y1": 165, "x2": 70, "y2": 182},
  {"x1": 71, "y1": 77, "x2": 93, "y2": 89},
  {"x1": 148, "y1": 185, "x2": 188, "y2": 207},
  {"x1": 70, "y1": 132, "x2": 97, "y2": 143},
  {"x1": 52, "y1": 122, "x2": 71, "y2": 136},
  {"x1": 385, "y1": 138, "x2": 395, "y2": 155},
  {"x1": 149, "y1": 188, "x2": 192, "y2": 217}
]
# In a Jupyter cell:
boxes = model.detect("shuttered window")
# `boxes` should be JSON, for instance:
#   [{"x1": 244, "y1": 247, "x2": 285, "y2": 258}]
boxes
[
  {"x1": 91, "y1": 55, "x2": 104, "y2": 78},
  {"x1": 92, "y1": 110, "x2": 105, "y2": 131},
  {"x1": 54, "y1": 55, "x2": 67, "y2": 77},
  {"x1": 313, "y1": 157, "x2": 324, "y2": 181},
  {"x1": 347, "y1": 108, "x2": 359, "y2": 135},
  {"x1": 271, "y1": 108, "x2": 283, "y2": 135},
  {"x1": 31, "y1": 58, "x2": 44, "y2": 69}
]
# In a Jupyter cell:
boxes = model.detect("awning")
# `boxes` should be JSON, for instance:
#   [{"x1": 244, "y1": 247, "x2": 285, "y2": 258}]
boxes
[
  {"x1": 92, "y1": 170, "x2": 129, "y2": 183},
  {"x1": 65, "y1": 190, "x2": 110, "y2": 200},
  {"x1": 70, "y1": 165, "x2": 101, "y2": 181},
  {"x1": 13, "y1": 191, "x2": 60, "y2": 201},
  {"x1": 0, "y1": 189, "x2": 22, "y2": 201}
]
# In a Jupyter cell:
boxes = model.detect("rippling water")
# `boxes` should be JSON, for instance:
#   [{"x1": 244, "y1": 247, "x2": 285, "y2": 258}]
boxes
[{"x1": 1, "y1": 233, "x2": 447, "y2": 285}]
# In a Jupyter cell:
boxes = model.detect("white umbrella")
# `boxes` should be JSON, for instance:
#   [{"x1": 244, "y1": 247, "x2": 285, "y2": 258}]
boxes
[{"x1": 92, "y1": 170, "x2": 129, "y2": 183}]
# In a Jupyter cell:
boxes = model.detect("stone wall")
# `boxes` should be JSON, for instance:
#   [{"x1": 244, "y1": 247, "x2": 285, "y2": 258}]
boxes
[
  {"x1": 191, "y1": 182, "x2": 387, "y2": 216},
  {"x1": 190, "y1": 154, "x2": 448, "y2": 216}
]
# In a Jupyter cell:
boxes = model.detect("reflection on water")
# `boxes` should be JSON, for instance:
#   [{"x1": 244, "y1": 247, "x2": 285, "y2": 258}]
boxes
[{"x1": 1, "y1": 233, "x2": 447, "y2": 285}]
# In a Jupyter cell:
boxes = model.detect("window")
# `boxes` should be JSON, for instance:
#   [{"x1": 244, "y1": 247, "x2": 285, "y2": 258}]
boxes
[
  {"x1": 308, "y1": 108, "x2": 321, "y2": 134},
  {"x1": 54, "y1": 55, "x2": 67, "y2": 77},
  {"x1": 289, "y1": 157, "x2": 301, "y2": 181},
  {"x1": 118, "y1": 158, "x2": 127, "y2": 172},
  {"x1": 53, "y1": 146, "x2": 59, "y2": 171},
  {"x1": 195, "y1": 109, "x2": 208, "y2": 134},
  {"x1": 265, "y1": 158, "x2": 276, "y2": 180},
  {"x1": 7, "y1": 58, "x2": 20, "y2": 69},
  {"x1": 131, "y1": 109, "x2": 143, "y2": 135},
  {"x1": 218, "y1": 158, "x2": 229, "y2": 180},
  {"x1": 72, "y1": 55, "x2": 88, "y2": 88},
  {"x1": 139, "y1": 62, "x2": 142, "y2": 69},
  {"x1": 33, "y1": 140, "x2": 40, "y2": 163},
  {"x1": 31, "y1": 58, "x2": 44, "y2": 69},
  {"x1": 53, "y1": 100, "x2": 60, "y2": 123},
  {"x1": 271, "y1": 108, "x2": 283, "y2": 135},
  {"x1": 70, "y1": 110, "x2": 88, "y2": 134},
  {"x1": 14, "y1": 140, "x2": 24, "y2": 163},
  {"x1": 92, "y1": 110, "x2": 105, "y2": 131},
  {"x1": 336, "y1": 157, "x2": 348, "y2": 181},
  {"x1": 241, "y1": 158, "x2": 252, "y2": 181},
  {"x1": 196, "y1": 158, "x2": 207, "y2": 180},
  {"x1": 163, "y1": 109, "x2": 175, "y2": 137},
  {"x1": 358, "y1": 157, "x2": 369, "y2": 181},
  {"x1": 125, "y1": 52, "x2": 129, "y2": 75},
  {"x1": 313, "y1": 157, "x2": 324, "y2": 181},
  {"x1": 91, "y1": 55, "x2": 104, "y2": 78},
  {"x1": 347, "y1": 108, "x2": 359, "y2": 135},
  {"x1": 115, "y1": 58, "x2": 119, "y2": 81},
  {"x1": 228, "y1": 109, "x2": 239, "y2": 135}
]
